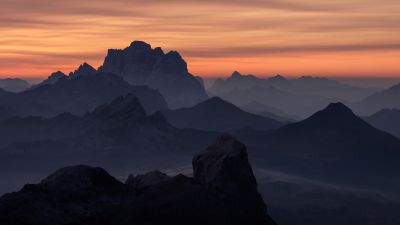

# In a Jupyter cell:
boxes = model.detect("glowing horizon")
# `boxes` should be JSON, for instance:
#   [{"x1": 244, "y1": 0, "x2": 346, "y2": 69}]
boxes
[{"x1": 1, "y1": 0, "x2": 400, "y2": 79}]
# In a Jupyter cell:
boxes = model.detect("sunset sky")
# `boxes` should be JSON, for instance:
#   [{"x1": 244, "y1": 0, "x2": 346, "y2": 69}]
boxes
[{"x1": 1, "y1": 0, "x2": 400, "y2": 79}]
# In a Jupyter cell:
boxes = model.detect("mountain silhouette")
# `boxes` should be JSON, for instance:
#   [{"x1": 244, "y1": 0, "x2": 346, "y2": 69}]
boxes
[
  {"x1": 208, "y1": 71, "x2": 373, "y2": 102},
  {"x1": 254, "y1": 102, "x2": 400, "y2": 186},
  {"x1": 0, "y1": 136, "x2": 277, "y2": 225},
  {"x1": 36, "y1": 71, "x2": 67, "y2": 87},
  {"x1": 365, "y1": 108, "x2": 400, "y2": 138},
  {"x1": 99, "y1": 40, "x2": 208, "y2": 108},
  {"x1": 68, "y1": 62, "x2": 97, "y2": 79},
  {"x1": 162, "y1": 97, "x2": 283, "y2": 132},
  {"x1": 0, "y1": 73, "x2": 168, "y2": 119}
]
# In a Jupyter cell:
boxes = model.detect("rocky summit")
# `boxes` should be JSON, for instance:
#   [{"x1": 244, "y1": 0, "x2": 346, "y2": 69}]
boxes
[
  {"x1": 0, "y1": 136, "x2": 277, "y2": 225},
  {"x1": 99, "y1": 40, "x2": 208, "y2": 108}
]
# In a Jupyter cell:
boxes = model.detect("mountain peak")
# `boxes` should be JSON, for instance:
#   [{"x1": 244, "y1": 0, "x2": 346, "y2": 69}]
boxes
[
  {"x1": 89, "y1": 94, "x2": 146, "y2": 120},
  {"x1": 69, "y1": 62, "x2": 97, "y2": 78},
  {"x1": 231, "y1": 71, "x2": 242, "y2": 78},
  {"x1": 269, "y1": 74, "x2": 287, "y2": 81},
  {"x1": 129, "y1": 40, "x2": 152, "y2": 50}
]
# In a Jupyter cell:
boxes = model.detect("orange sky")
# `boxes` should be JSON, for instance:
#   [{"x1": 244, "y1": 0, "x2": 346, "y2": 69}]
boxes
[{"x1": 1, "y1": 0, "x2": 400, "y2": 79}]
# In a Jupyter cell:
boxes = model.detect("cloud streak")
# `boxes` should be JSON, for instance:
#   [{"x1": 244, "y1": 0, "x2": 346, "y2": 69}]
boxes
[{"x1": 0, "y1": 0, "x2": 399, "y2": 77}]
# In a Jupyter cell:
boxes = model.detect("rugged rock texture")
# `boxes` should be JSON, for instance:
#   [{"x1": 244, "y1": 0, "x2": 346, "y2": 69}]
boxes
[
  {"x1": 0, "y1": 136, "x2": 276, "y2": 225},
  {"x1": 99, "y1": 40, "x2": 208, "y2": 108}
]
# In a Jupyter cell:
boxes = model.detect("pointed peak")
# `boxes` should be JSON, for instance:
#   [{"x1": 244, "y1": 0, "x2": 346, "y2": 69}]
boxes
[
  {"x1": 269, "y1": 74, "x2": 287, "y2": 81},
  {"x1": 305, "y1": 102, "x2": 359, "y2": 125},
  {"x1": 231, "y1": 71, "x2": 242, "y2": 78},
  {"x1": 165, "y1": 50, "x2": 182, "y2": 59},
  {"x1": 324, "y1": 102, "x2": 353, "y2": 114},
  {"x1": 90, "y1": 94, "x2": 146, "y2": 119},
  {"x1": 69, "y1": 62, "x2": 97, "y2": 78}
]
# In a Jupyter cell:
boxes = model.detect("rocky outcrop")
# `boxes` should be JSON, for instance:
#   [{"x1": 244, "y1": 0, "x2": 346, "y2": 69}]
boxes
[
  {"x1": 69, "y1": 62, "x2": 97, "y2": 79},
  {"x1": 99, "y1": 40, "x2": 208, "y2": 108},
  {"x1": 0, "y1": 136, "x2": 277, "y2": 225}
]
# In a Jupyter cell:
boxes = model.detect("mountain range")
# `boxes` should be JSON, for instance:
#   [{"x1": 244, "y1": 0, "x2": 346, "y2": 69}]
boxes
[{"x1": 0, "y1": 73, "x2": 168, "y2": 119}]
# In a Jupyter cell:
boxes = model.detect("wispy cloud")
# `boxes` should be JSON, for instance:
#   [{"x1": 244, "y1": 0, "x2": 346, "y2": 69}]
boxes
[{"x1": 0, "y1": 0, "x2": 399, "y2": 77}]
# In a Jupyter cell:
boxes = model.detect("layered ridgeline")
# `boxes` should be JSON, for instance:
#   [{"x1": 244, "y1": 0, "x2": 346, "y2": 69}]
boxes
[
  {"x1": 0, "y1": 72, "x2": 168, "y2": 119},
  {"x1": 352, "y1": 83, "x2": 400, "y2": 116},
  {"x1": 208, "y1": 71, "x2": 376, "y2": 118},
  {"x1": 365, "y1": 108, "x2": 400, "y2": 138},
  {"x1": 0, "y1": 94, "x2": 217, "y2": 175},
  {"x1": 162, "y1": 97, "x2": 284, "y2": 132},
  {"x1": 99, "y1": 41, "x2": 208, "y2": 108},
  {"x1": 0, "y1": 136, "x2": 277, "y2": 225}
]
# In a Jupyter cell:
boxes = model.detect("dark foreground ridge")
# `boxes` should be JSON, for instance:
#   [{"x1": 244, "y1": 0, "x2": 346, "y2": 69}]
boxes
[{"x1": 0, "y1": 136, "x2": 277, "y2": 225}]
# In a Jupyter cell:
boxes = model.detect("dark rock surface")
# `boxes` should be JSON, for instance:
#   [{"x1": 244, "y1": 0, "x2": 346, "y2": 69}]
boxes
[
  {"x1": 99, "y1": 40, "x2": 208, "y2": 108},
  {"x1": 0, "y1": 136, "x2": 277, "y2": 225}
]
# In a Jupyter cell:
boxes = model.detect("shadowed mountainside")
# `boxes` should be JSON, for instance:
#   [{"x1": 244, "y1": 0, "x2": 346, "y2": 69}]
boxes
[
  {"x1": 0, "y1": 136, "x2": 277, "y2": 225},
  {"x1": 162, "y1": 97, "x2": 284, "y2": 132}
]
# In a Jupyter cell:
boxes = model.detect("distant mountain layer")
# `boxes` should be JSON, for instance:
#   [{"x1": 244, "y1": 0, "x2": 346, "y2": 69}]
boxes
[
  {"x1": 216, "y1": 84, "x2": 338, "y2": 119},
  {"x1": 0, "y1": 73, "x2": 168, "y2": 119},
  {"x1": 162, "y1": 97, "x2": 284, "y2": 132},
  {"x1": 365, "y1": 108, "x2": 400, "y2": 138},
  {"x1": 209, "y1": 71, "x2": 375, "y2": 101},
  {"x1": 0, "y1": 136, "x2": 277, "y2": 225},
  {"x1": 352, "y1": 83, "x2": 400, "y2": 115},
  {"x1": 99, "y1": 41, "x2": 208, "y2": 108},
  {"x1": 0, "y1": 94, "x2": 217, "y2": 173},
  {"x1": 0, "y1": 78, "x2": 30, "y2": 92}
]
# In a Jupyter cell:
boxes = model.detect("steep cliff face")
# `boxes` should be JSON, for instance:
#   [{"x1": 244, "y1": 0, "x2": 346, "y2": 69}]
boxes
[
  {"x1": 0, "y1": 136, "x2": 277, "y2": 225},
  {"x1": 99, "y1": 41, "x2": 208, "y2": 108}
]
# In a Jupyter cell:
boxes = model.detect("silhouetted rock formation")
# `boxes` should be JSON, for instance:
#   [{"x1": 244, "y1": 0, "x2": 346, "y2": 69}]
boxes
[
  {"x1": 0, "y1": 78, "x2": 30, "y2": 92},
  {"x1": 0, "y1": 136, "x2": 277, "y2": 225},
  {"x1": 69, "y1": 62, "x2": 97, "y2": 78},
  {"x1": 365, "y1": 108, "x2": 400, "y2": 138},
  {"x1": 162, "y1": 97, "x2": 283, "y2": 132},
  {"x1": 38, "y1": 71, "x2": 67, "y2": 86},
  {"x1": 99, "y1": 40, "x2": 208, "y2": 108},
  {"x1": 0, "y1": 73, "x2": 168, "y2": 119}
]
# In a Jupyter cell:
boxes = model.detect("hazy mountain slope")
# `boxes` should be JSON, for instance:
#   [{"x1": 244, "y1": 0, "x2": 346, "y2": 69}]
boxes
[
  {"x1": 217, "y1": 85, "x2": 338, "y2": 118},
  {"x1": 365, "y1": 108, "x2": 400, "y2": 138},
  {"x1": 0, "y1": 78, "x2": 30, "y2": 92},
  {"x1": 162, "y1": 97, "x2": 284, "y2": 132},
  {"x1": 99, "y1": 41, "x2": 208, "y2": 108},
  {"x1": 352, "y1": 83, "x2": 400, "y2": 115},
  {"x1": 0, "y1": 73, "x2": 168, "y2": 119},
  {"x1": 209, "y1": 71, "x2": 374, "y2": 101}
]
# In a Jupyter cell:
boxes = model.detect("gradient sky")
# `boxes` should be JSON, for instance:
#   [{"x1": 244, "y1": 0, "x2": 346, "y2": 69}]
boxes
[{"x1": 1, "y1": 0, "x2": 400, "y2": 79}]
